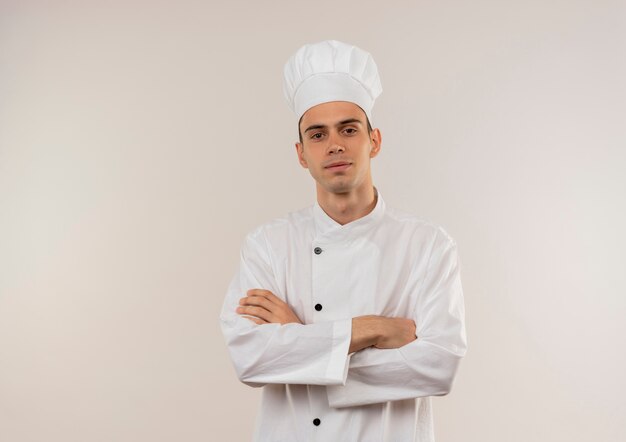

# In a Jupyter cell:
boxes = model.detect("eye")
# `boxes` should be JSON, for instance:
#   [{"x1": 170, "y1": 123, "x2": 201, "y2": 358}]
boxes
[
  {"x1": 310, "y1": 132, "x2": 324, "y2": 140},
  {"x1": 343, "y1": 127, "x2": 358, "y2": 135}
]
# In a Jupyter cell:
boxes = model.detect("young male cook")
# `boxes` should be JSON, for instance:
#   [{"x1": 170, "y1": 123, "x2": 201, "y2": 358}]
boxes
[{"x1": 221, "y1": 40, "x2": 467, "y2": 442}]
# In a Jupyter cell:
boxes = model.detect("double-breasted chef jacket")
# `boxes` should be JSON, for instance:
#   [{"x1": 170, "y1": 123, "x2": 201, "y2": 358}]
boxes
[{"x1": 220, "y1": 189, "x2": 467, "y2": 442}]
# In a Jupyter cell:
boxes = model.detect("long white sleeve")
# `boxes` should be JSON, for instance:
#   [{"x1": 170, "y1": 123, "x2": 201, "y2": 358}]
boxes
[
  {"x1": 220, "y1": 195, "x2": 463, "y2": 441},
  {"x1": 326, "y1": 231, "x2": 467, "y2": 408},
  {"x1": 220, "y1": 229, "x2": 352, "y2": 386}
]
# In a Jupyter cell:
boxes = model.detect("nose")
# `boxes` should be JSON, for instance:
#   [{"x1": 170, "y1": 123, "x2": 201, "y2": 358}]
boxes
[{"x1": 327, "y1": 137, "x2": 345, "y2": 155}]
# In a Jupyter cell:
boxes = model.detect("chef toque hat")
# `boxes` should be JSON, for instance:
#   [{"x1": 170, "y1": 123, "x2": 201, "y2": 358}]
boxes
[{"x1": 283, "y1": 40, "x2": 382, "y2": 121}]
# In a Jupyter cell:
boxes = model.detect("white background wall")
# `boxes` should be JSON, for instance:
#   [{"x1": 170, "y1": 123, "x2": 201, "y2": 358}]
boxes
[{"x1": 1, "y1": 1, "x2": 625, "y2": 441}]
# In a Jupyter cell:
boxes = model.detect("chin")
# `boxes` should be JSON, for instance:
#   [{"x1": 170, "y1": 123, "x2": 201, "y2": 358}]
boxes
[{"x1": 324, "y1": 182, "x2": 355, "y2": 194}]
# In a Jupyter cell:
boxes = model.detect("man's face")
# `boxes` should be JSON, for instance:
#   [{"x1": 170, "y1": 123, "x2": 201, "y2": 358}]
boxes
[{"x1": 295, "y1": 101, "x2": 381, "y2": 195}]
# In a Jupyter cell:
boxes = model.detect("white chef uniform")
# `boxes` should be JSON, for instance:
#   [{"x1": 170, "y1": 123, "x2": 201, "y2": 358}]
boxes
[{"x1": 220, "y1": 189, "x2": 467, "y2": 442}]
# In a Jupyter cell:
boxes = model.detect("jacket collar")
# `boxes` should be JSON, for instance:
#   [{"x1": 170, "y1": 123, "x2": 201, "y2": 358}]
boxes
[{"x1": 313, "y1": 187, "x2": 385, "y2": 243}]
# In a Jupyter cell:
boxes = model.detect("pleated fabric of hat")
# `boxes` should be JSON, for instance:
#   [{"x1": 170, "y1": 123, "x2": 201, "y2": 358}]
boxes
[{"x1": 282, "y1": 40, "x2": 383, "y2": 121}]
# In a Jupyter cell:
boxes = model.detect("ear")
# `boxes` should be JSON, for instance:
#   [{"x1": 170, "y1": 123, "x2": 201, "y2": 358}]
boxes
[
  {"x1": 369, "y1": 128, "x2": 382, "y2": 159},
  {"x1": 295, "y1": 142, "x2": 308, "y2": 168}
]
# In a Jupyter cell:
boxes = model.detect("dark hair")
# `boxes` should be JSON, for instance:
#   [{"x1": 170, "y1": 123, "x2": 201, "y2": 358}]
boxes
[{"x1": 298, "y1": 115, "x2": 373, "y2": 144}]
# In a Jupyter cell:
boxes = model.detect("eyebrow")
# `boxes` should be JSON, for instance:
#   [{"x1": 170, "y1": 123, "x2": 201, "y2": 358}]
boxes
[{"x1": 303, "y1": 118, "x2": 364, "y2": 133}]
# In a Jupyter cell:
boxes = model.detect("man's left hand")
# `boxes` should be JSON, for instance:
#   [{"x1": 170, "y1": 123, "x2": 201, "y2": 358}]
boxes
[{"x1": 236, "y1": 289, "x2": 303, "y2": 325}]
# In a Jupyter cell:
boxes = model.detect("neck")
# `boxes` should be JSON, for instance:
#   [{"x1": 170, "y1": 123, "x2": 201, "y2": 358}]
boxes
[{"x1": 316, "y1": 184, "x2": 377, "y2": 225}]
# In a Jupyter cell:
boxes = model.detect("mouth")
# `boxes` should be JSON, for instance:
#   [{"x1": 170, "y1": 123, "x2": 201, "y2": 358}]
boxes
[{"x1": 325, "y1": 161, "x2": 352, "y2": 172}]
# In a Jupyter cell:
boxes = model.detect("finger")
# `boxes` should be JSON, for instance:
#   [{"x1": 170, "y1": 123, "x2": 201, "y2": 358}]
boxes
[
  {"x1": 236, "y1": 305, "x2": 273, "y2": 322},
  {"x1": 247, "y1": 288, "x2": 272, "y2": 296},
  {"x1": 246, "y1": 289, "x2": 280, "y2": 303},
  {"x1": 238, "y1": 297, "x2": 249, "y2": 306},
  {"x1": 241, "y1": 315, "x2": 268, "y2": 325},
  {"x1": 239, "y1": 296, "x2": 275, "y2": 314},
  {"x1": 247, "y1": 291, "x2": 285, "y2": 307},
  {"x1": 242, "y1": 295, "x2": 277, "y2": 311}
]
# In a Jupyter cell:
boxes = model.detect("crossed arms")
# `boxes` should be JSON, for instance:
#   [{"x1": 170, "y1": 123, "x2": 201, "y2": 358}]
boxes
[
  {"x1": 237, "y1": 289, "x2": 417, "y2": 353},
  {"x1": 220, "y1": 228, "x2": 467, "y2": 408}
]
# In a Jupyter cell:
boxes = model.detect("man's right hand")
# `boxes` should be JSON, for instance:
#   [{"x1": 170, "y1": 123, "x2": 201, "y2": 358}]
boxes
[
  {"x1": 236, "y1": 289, "x2": 303, "y2": 325},
  {"x1": 349, "y1": 315, "x2": 417, "y2": 354}
]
